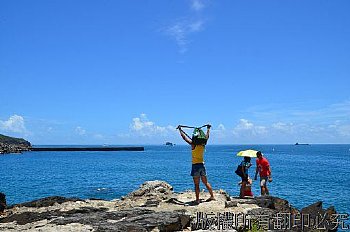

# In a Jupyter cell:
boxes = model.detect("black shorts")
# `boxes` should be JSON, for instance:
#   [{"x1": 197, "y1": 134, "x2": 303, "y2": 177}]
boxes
[{"x1": 191, "y1": 163, "x2": 207, "y2": 176}]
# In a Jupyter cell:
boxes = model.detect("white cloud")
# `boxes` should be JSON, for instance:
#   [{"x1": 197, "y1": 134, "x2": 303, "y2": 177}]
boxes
[
  {"x1": 248, "y1": 100, "x2": 350, "y2": 125},
  {"x1": 0, "y1": 114, "x2": 27, "y2": 134},
  {"x1": 328, "y1": 122, "x2": 350, "y2": 137},
  {"x1": 218, "y1": 123, "x2": 225, "y2": 131},
  {"x1": 227, "y1": 100, "x2": 350, "y2": 143},
  {"x1": 166, "y1": 19, "x2": 206, "y2": 53},
  {"x1": 229, "y1": 116, "x2": 350, "y2": 143},
  {"x1": 210, "y1": 123, "x2": 227, "y2": 140},
  {"x1": 164, "y1": 0, "x2": 208, "y2": 53},
  {"x1": 189, "y1": 20, "x2": 204, "y2": 32},
  {"x1": 235, "y1": 119, "x2": 253, "y2": 130},
  {"x1": 233, "y1": 119, "x2": 267, "y2": 137},
  {"x1": 338, "y1": 125, "x2": 350, "y2": 137},
  {"x1": 166, "y1": 21, "x2": 189, "y2": 54},
  {"x1": 272, "y1": 122, "x2": 294, "y2": 133},
  {"x1": 130, "y1": 114, "x2": 175, "y2": 137},
  {"x1": 93, "y1": 134, "x2": 104, "y2": 140},
  {"x1": 75, "y1": 126, "x2": 86, "y2": 136},
  {"x1": 191, "y1": 0, "x2": 205, "y2": 11}
]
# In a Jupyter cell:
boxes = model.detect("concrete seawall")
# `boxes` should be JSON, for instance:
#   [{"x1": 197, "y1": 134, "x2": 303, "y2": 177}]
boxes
[{"x1": 31, "y1": 147, "x2": 144, "y2": 152}]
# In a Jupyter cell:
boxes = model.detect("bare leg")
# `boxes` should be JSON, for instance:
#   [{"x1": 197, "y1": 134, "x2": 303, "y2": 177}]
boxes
[
  {"x1": 265, "y1": 185, "x2": 269, "y2": 195},
  {"x1": 260, "y1": 178, "x2": 267, "y2": 196},
  {"x1": 193, "y1": 177, "x2": 200, "y2": 203},
  {"x1": 201, "y1": 176, "x2": 215, "y2": 200}
]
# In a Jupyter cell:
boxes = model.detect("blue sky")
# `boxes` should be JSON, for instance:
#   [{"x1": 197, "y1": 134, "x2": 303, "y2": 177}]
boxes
[{"x1": 1, "y1": 0, "x2": 350, "y2": 145}]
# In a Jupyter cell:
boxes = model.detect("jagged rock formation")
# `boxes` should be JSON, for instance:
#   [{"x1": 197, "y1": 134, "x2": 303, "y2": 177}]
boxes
[
  {"x1": 0, "y1": 134, "x2": 31, "y2": 154},
  {"x1": 0, "y1": 193, "x2": 6, "y2": 214},
  {"x1": 0, "y1": 181, "x2": 339, "y2": 231}
]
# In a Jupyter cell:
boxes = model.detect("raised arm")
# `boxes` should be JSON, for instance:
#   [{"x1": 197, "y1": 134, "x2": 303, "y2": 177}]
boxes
[
  {"x1": 177, "y1": 126, "x2": 192, "y2": 145},
  {"x1": 205, "y1": 124, "x2": 211, "y2": 139}
]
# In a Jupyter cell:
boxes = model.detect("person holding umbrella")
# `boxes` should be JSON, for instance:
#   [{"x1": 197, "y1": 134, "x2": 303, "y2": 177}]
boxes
[
  {"x1": 236, "y1": 150, "x2": 255, "y2": 198},
  {"x1": 254, "y1": 151, "x2": 272, "y2": 196},
  {"x1": 238, "y1": 156, "x2": 252, "y2": 197},
  {"x1": 177, "y1": 124, "x2": 215, "y2": 205}
]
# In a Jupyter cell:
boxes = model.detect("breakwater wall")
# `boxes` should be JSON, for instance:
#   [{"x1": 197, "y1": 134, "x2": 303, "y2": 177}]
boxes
[{"x1": 31, "y1": 147, "x2": 144, "y2": 152}]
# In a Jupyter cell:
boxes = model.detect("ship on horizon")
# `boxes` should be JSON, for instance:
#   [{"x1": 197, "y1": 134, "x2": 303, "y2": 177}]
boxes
[{"x1": 295, "y1": 142, "x2": 310, "y2": 145}]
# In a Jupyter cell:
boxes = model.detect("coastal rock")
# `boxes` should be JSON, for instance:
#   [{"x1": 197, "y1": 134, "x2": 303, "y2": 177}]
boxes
[
  {"x1": 125, "y1": 180, "x2": 173, "y2": 199},
  {"x1": 0, "y1": 181, "x2": 339, "y2": 232},
  {"x1": 0, "y1": 193, "x2": 6, "y2": 213},
  {"x1": 225, "y1": 197, "x2": 257, "y2": 207},
  {"x1": 301, "y1": 201, "x2": 337, "y2": 232},
  {"x1": 301, "y1": 201, "x2": 324, "y2": 216},
  {"x1": 1, "y1": 205, "x2": 190, "y2": 231},
  {"x1": 121, "y1": 180, "x2": 174, "y2": 208},
  {"x1": 10, "y1": 196, "x2": 83, "y2": 209},
  {"x1": 226, "y1": 196, "x2": 299, "y2": 215},
  {"x1": 254, "y1": 196, "x2": 299, "y2": 214}
]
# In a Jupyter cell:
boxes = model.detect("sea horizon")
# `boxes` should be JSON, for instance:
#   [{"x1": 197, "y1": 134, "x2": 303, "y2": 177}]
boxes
[{"x1": 30, "y1": 143, "x2": 350, "y2": 146}]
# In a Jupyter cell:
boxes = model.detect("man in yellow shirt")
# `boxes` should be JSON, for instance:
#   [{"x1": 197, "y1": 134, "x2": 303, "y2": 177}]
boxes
[{"x1": 177, "y1": 124, "x2": 215, "y2": 205}]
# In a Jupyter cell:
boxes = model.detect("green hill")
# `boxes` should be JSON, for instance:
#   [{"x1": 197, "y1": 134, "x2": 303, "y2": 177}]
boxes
[
  {"x1": 0, "y1": 134, "x2": 31, "y2": 146},
  {"x1": 0, "y1": 134, "x2": 31, "y2": 154}
]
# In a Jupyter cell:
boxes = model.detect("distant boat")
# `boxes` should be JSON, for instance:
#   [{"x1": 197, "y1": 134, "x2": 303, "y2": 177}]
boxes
[
  {"x1": 295, "y1": 143, "x2": 309, "y2": 145},
  {"x1": 165, "y1": 142, "x2": 174, "y2": 146}
]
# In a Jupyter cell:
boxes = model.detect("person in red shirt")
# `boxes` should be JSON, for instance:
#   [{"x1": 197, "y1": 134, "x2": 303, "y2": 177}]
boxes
[{"x1": 254, "y1": 151, "x2": 272, "y2": 196}]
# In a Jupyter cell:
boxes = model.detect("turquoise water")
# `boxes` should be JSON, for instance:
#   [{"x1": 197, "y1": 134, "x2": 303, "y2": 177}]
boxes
[{"x1": 1, "y1": 144, "x2": 349, "y2": 214}]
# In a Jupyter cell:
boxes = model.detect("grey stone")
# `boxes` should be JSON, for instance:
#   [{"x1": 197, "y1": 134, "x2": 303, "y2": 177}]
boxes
[
  {"x1": 51, "y1": 208, "x2": 190, "y2": 232},
  {"x1": 301, "y1": 201, "x2": 337, "y2": 232},
  {"x1": 9, "y1": 196, "x2": 83, "y2": 208},
  {"x1": 141, "y1": 198, "x2": 161, "y2": 207},
  {"x1": 125, "y1": 180, "x2": 173, "y2": 200},
  {"x1": 255, "y1": 196, "x2": 298, "y2": 213},
  {"x1": 225, "y1": 201, "x2": 238, "y2": 208}
]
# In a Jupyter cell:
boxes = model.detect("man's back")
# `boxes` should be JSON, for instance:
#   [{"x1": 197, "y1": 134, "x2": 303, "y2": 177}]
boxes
[{"x1": 256, "y1": 157, "x2": 270, "y2": 177}]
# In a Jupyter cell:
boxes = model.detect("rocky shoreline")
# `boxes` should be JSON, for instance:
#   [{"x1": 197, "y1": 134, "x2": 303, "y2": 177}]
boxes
[
  {"x1": 0, "y1": 181, "x2": 339, "y2": 231},
  {"x1": 0, "y1": 134, "x2": 31, "y2": 154}
]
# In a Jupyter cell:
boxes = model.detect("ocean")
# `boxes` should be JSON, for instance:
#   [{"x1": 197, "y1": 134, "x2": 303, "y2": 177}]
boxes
[{"x1": 1, "y1": 144, "x2": 349, "y2": 215}]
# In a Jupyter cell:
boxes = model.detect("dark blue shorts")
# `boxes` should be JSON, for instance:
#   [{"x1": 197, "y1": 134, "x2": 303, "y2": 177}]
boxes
[{"x1": 191, "y1": 163, "x2": 207, "y2": 176}]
